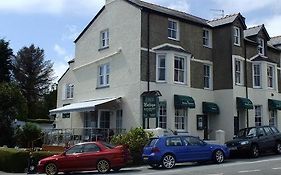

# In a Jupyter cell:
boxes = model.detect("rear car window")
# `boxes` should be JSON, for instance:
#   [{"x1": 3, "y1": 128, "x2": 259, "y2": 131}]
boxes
[
  {"x1": 264, "y1": 127, "x2": 273, "y2": 135},
  {"x1": 270, "y1": 126, "x2": 279, "y2": 133},
  {"x1": 147, "y1": 138, "x2": 159, "y2": 147}
]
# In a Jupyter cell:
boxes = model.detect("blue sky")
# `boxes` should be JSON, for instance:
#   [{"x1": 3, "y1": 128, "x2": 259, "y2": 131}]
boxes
[{"x1": 0, "y1": 0, "x2": 281, "y2": 82}]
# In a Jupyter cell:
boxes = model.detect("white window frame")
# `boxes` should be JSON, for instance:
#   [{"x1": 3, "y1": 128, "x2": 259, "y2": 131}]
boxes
[
  {"x1": 203, "y1": 29, "x2": 212, "y2": 48},
  {"x1": 203, "y1": 64, "x2": 212, "y2": 89},
  {"x1": 100, "y1": 29, "x2": 109, "y2": 49},
  {"x1": 168, "y1": 19, "x2": 179, "y2": 40},
  {"x1": 233, "y1": 26, "x2": 241, "y2": 46},
  {"x1": 98, "y1": 63, "x2": 110, "y2": 87},
  {"x1": 156, "y1": 54, "x2": 166, "y2": 82},
  {"x1": 257, "y1": 38, "x2": 265, "y2": 55},
  {"x1": 253, "y1": 63, "x2": 262, "y2": 88},
  {"x1": 269, "y1": 110, "x2": 277, "y2": 127},
  {"x1": 235, "y1": 59, "x2": 243, "y2": 85},
  {"x1": 267, "y1": 64, "x2": 275, "y2": 89},
  {"x1": 65, "y1": 84, "x2": 74, "y2": 99},
  {"x1": 159, "y1": 101, "x2": 167, "y2": 129},
  {"x1": 99, "y1": 110, "x2": 111, "y2": 129},
  {"x1": 174, "y1": 55, "x2": 186, "y2": 84},
  {"x1": 116, "y1": 110, "x2": 123, "y2": 129},
  {"x1": 254, "y1": 105, "x2": 262, "y2": 126},
  {"x1": 175, "y1": 109, "x2": 187, "y2": 131}
]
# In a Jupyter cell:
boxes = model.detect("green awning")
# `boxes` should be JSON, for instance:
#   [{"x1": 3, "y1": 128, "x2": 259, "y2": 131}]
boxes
[
  {"x1": 268, "y1": 99, "x2": 281, "y2": 110},
  {"x1": 174, "y1": 95, "x2": 195, "y2": 109},
  {"x1": 236, "y1": 97, "x2": 253, "y2": 109},
  {"x1": 202, "y1": 102, "x2": 219, "y2": 114}
]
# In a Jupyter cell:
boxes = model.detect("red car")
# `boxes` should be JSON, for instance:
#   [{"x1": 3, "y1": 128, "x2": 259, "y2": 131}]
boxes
[{"x1": 37, "y1": 142, "x2": 131, "y2": 174}]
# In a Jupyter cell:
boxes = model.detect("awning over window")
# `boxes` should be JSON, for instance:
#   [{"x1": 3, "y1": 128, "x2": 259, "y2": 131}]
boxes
[
  {"x1": 268, "y1": 99, "x2": 281, "y2": 110},
  {"x1": 49, "y1": 97, "x2": 121, "y2": 114},
  {"x1": 202, "y1": 102, "x2": 219, "y2": 114},
  {"x1": 174, "y1": 95, "x2": 195, "y2": 109},
  {"x1": 236, "y1": 97, "x2": 253, "y2": 109}
]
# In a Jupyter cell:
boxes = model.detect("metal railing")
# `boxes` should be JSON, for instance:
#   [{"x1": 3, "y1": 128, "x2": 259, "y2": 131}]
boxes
[{"x1": 43, "y1": 128, "x2": 126, "y2": 146}]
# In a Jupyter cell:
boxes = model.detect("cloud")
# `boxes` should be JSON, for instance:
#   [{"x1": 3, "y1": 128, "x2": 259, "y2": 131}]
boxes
[
  {"x1": 62, "y1": 25, "x2": 80, "y2": 41},
  {"x1": 211, "y1": 0, "x2": 277, "y2": 14},
  {"x1": 54, "y1": 44, "x2": 66, "y2": 56},
  {"x1": 0, "y1": 0, "x2": 104, "y2": 15},
  {"x1": 263, "y1": 15, "x2": 281, "y2": 36},
  {"x1": 53, "y1": 61, "x2": 69, "y2": 82}
]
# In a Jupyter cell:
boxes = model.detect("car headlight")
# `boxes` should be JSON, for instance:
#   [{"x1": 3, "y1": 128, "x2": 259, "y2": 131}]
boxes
[{"x1": 240, "y1": 141, "x2": 249, "y2": 145}]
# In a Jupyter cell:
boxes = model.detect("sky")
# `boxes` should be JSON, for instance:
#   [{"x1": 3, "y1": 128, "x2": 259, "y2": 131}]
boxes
[{"x1": 1, "y1": 0, "x2": 281, "y2": 82}]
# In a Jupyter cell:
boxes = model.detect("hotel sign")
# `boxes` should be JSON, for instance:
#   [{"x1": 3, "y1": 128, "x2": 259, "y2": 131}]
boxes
[{"x1": 143, "y1": 96, "x2": 158, "y2": 118}]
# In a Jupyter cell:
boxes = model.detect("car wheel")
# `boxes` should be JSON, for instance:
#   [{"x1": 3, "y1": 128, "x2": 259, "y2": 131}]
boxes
[
  {"x1": 213, "y1": 150, "x2": 225, "y2": 164},
  {"x1": 275, "y1": 142, "x2": 281, "y2": 154},
  {"x1": 112, "y1": 167, "x2": 121, "y2": 172},
  {"x1": 148, "y1": 163, "x2": 160, "y2": 169},
  {"x1": 162, "y1": 154, "x2": 175, "y2": 169},
  {"x1": 250, "y1": 145, "x2": 259, "y2": 158},
  {"x1": 45, "y1": 163, "x2": 58, "y2": 175},
  {"x1": 97, "y1": 159, "x2": 110, "y2": 173}
]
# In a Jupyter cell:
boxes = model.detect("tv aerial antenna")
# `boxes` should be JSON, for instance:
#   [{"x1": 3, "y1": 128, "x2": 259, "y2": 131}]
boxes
[{"x1": 210, "y1": 9, "x2": 224, "y2": 19}]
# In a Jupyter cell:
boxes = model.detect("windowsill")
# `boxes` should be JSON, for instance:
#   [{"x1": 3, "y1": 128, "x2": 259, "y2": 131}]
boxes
[
  {"x1": 267, "y1": 87, "x2": 275, "y2": 90},
  {"x1": 174, "y1": 81, "x2": 187, "y2": 85},
  {"x1": 168, "y1": 37, "x2": 179, "y2": 41},
  {"x1": 253, "y1": 86, "x2": 262, "y2": 89},
  {"x1": 156, "y1": 81, "x2": 167, "y2": 83},
  {"x1": 96, "y1": 85, "x2": 110, "y2": 89},
  {"x1": 234, "y1": 43, "x2": 240, "y2": 47},
  {"x1": 63, "y1": 98, "x2": 73, "y2": 100},
  {"x1": 203, "y1": 45, "x2": 212, "y2": 49},
  {"x1": 235, "y1": 83, "x2": 244, "y2": 86},
  {"x1": 98, "y1": 46, "x2": 109, "y2": 51},
  {"x1": 204, "y1": 87, "x2": 213, "y2": 90}
]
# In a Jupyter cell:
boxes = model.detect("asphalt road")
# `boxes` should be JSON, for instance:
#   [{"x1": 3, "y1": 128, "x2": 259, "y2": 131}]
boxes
[{"x1": 1, "y1": 154, "x2": 281, "y2": 175}]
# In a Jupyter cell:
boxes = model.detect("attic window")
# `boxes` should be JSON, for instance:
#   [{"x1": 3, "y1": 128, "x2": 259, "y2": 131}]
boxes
[
  {"x1": 257, "y1": 38, "x2": 265, "y2": 55},
  {"x1": 233, "y1": 26, "x2": 240, "y2": 46}
]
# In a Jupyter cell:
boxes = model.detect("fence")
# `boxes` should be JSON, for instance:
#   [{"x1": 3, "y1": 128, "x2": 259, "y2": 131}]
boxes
[{"x1": 43, "y1": 128, "x2": 126, "y2": 146}]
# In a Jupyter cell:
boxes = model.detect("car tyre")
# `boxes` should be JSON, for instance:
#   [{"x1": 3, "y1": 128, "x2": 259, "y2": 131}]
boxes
[
  {"x1": 250, "y1": 144, "x2": 259, "y2": 158},
  {"x1": 97, "y1": 159, "x2": 110, "y2": 173},
  {"x1": 275, "y1": 142, "x2": 281, "y2": 154},
  {"x1": 162, "y1": 154, "x2": 175, "y2": 169},
  {"x1": 148, "y1": 163, "x2": 160, "y2": 169},
  {"x1": 45, "y1": 163, "x2": 58, "y2": 175},
  {"x1": 213, "y1": 150, "x2": 225, "y2": 164}
]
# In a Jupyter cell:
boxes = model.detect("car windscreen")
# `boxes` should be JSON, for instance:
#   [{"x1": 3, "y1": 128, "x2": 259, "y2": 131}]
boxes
[
  {"x1": 237, "y1": 128, "x2": 256, "y2": 138},
  {"x1": 147, "y1": 138, "x2": 159, "y2": 147}
]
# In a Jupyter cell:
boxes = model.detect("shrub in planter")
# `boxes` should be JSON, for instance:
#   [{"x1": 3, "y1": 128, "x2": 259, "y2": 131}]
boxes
[{"x1": 110, "y1": 127, "x2": 153, "y2": 165}]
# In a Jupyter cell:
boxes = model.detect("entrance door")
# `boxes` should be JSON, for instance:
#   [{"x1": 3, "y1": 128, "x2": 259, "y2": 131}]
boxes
[
  {"x1": 234, "y1": 116, "x2": 239, "y2": 135},
  {"x1": 203, "y1": 115, "x2": 208, "y2": 140}
]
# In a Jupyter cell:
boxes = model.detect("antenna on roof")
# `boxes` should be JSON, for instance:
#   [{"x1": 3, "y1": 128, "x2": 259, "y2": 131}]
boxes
[{"x1": 210, "y1": 9, "x2": 224, "y2": 20}]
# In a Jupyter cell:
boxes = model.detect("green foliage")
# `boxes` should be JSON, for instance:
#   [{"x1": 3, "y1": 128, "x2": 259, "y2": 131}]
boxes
[
  {"x1": 0, "y1": 83, "x2": 27, "y2": 147},
  {"x1": 14, "y1": 122, "x2": 42, "y2": 148},
  {"x1": 0, "y1": 148, "x2": 61, "y2": 173},
  {"x1": 13, "y1": 44, "x2": 54, "y2": 119},
  {"x1": 0, "y1": 39, "x2": 13, "y2": 83},
  {"x1": 111, "y1": 127, "x2": 153, "y2": 164}
]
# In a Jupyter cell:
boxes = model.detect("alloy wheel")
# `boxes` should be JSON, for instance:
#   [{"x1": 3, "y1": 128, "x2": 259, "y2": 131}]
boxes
[
  {"x1": 162, "y1": 154, "x2": 175, "y2": 169},
  {"x1": 45, "y1": 163, "x2": 58, "y2": 175},
  {"x1": 214, "y1": 150, "x2": 224, "y2": 163},
  {"x1": 276, "y1": 142, "x2": 281, "y2": 154},
  {"x1": 97, "y1": 160, "x2": 110, "y2": 173},
  {"x1": 251, "y1": 145, "x2": 259, "y2": 158}
]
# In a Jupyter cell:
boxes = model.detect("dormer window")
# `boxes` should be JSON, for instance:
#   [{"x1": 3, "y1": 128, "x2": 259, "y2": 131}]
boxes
[
  {"x1": 233, "y1": 26, "x2": 241, "y2": 46},
  {"x1": 257, "y1": 38, "x2": 265, "y2": 55}
]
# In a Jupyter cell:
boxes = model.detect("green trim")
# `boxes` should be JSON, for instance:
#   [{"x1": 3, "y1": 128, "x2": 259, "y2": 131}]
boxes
[
  {"x1": 268, "y1": 99, "x2": 281, "y2": 110},
  {"x1": 236, "y1": 97, "x2": 253, "y2": 109},
  {"x1": 174, "y1": 95, "x2": 195, "y2": 109},
  {"x1": 202, "y1": 102, "x2": 219, "y2": 114}
]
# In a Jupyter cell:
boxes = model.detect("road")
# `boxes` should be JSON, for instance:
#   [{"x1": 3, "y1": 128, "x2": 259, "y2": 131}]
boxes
[{"x1": 1, "y1": 154, "x2": 281, "y2": 175}]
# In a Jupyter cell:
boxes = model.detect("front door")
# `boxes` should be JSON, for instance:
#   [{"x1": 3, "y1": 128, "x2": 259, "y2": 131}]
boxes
[
  {"x1": 234, "y1": 116, "x2": 239, "y2": 135},
  {"x1": 203, "y1": 115, "x2": 208, "y2": 140}
]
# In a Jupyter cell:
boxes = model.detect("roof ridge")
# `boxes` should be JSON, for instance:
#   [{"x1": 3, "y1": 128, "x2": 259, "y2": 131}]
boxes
[
  {"x1": 271, "y1": 35, "x2": 281, "y2": 38},
  {"x1": 139, "y1": 0, "x2": 207, "y2": 22},
  {"x1": 246, "y1": 24, "x2": 263, "y2": 30},
  {"x1": 208, "y1": 13, "x2": 238, "y2": 22}
]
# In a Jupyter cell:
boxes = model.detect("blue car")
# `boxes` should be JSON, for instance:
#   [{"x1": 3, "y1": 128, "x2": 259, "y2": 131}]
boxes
[{"x1": 142, "y1": 135, "x2": 229, "y2": 169}]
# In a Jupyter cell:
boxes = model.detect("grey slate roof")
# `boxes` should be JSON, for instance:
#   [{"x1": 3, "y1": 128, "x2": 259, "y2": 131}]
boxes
[
  {"x1": 154, "y1": 45, "x2": 190, "y2": 54},
  {"x1": 244, "y1": 25, "x2": 263, "y2": 37},
  {"x1": 127, "y1": 0, "x2": 208, "y2": 26},
  {"x1": 268, "y1": 36, "x2": 281, "y2": 46},
  {"x1": 207, "y1": 14, "x2": 239, "y2": 27},
  {"x1": 252, "y1": 55, "x2": 277, "y2": 64}
]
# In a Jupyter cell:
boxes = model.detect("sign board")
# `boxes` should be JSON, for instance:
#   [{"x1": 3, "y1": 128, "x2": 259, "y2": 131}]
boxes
[{"x1": 143, "y1": 96, "x2": 158, "y2": 118}]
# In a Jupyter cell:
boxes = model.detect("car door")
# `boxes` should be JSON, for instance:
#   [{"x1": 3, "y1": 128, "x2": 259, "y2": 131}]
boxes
[
  {"x1": 58, "y1": 145, "x2": 84, "y2": 171},
  {"x1": 77, "y1": 143, "x2": 101, "y2": 170},
  {"x1": 256, "y1": 127, "x2": 269, "y2": 151},
  {"x1": 165, "y1": 137, "x2": 186, "y2": 162},
  {"x1": 182, "y1": 136, "x2": 211, "y2": 161},
  {"x1": 263, "y1": 127, "x2": 276, "y2": 150}
]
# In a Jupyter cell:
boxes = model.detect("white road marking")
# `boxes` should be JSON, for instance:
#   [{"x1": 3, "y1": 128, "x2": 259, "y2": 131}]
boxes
[
  {"x1": 272, "y1": 167, "x2": 281, "y2": 170},
  {"x1": 238, "y1": 169, "x2": 261, "y2": 173},
  {"x1": 207, "y1": 173, "x2": 224, "y2": 175}
]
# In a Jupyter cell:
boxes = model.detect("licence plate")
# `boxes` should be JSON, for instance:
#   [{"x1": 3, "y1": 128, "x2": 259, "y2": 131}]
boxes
[{"x1": 143, "y1": 157, "x2": 148, "y2": 160}]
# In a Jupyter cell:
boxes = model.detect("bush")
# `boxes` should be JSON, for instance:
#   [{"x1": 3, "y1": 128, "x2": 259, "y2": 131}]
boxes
[
  {"x1": 110, "y1": 127, "x2": 153, "y2": 165},
  {"x1": 0, "y1": 147, "x2": 61, "y2": 173}
]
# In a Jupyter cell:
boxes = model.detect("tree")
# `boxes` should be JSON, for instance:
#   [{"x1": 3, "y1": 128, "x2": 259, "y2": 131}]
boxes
[
  {"x1": 0, "y1": 83, "x2": 27, "y2": 146},
  {"x1": 0, "y1": 39, "x2": 13, "y2": 83},
  {"x1": 13, "y1": 44, "x2": 54, "y2": 119}
]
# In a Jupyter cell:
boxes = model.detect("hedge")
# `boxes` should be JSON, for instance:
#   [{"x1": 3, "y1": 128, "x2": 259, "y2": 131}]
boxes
[{"x1": 0, "y1": 148, "x2": 62, "y2": 173}]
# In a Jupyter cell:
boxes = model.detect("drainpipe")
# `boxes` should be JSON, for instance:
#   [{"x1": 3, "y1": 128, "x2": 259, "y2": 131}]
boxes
[
  {"x1": 244, "y1": 38, "x2": 249, "y2": 128},
  {"x1": 145, "y1": 12, "x2": 151, "y2": 129}
]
